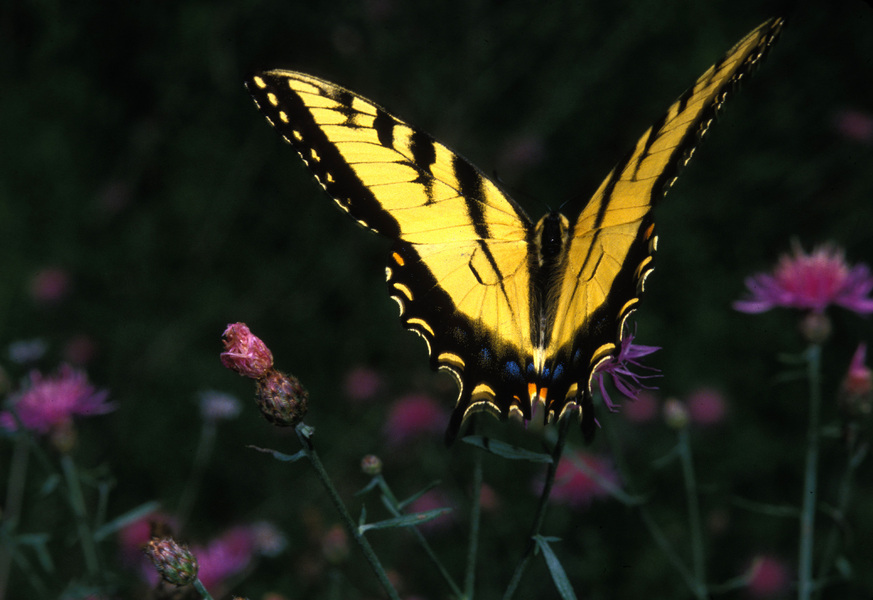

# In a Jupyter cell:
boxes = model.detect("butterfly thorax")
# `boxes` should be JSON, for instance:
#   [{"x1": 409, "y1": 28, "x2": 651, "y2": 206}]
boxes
[{"x1": 530, "y1": 212, "x2": 571, "y2": 364}]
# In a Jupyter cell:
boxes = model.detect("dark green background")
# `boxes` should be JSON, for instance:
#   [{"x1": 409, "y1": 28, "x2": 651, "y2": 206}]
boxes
[{"x1": 2, "y1": 0, "x2": 873, "y2": 598}]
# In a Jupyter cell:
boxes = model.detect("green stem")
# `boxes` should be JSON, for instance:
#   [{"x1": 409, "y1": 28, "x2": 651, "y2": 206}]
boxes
[
  {"x1": 464, "y1": 451, "x2": 483, "y2": 600},
  {"x1": 177, "y1": 420, "x2": 217, "y2": 534},
  {"x1": 0, "y1": 433, "x2": 30, "y2": 600},
  {"x1": 60, "y1": 454, "x2": 99, "y2": 576},
  {"x1": 798, "y1": 344, "x2": 822, "y2": 600},
  {"x1": 677, "y1": 427, "x2": 707, "y2": 599},
  {"x1": 502, "y1": 417, "x2": 571, "y2": 600},
  {"x1": 814, "y1": 441, "x2": 867, "y2": 598},
  {"x1": 192, "y1": 577, "x2": 215, "y2": 599},
  {"x1": 376, "y1": 476, "x2": 462, "y2": 599},
  {"x1": 295, "y1": 424, "x2": 401, "y2": 600}
]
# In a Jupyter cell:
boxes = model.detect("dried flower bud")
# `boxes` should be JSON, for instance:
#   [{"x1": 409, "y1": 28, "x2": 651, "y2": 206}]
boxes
[
  {"x1": 361, "y1": 454, "x2": 382, "y2": 475},
  {"x1": 221, "y1": 323, "x2": 274, "y2": 379},
  {"x1": 255, "y1": 370, "x2": 308, "y2": 426},
  {"x1": 663, "y1": 398, "x2": 689, "y2": 430},
  {"x1": 144, "y1": 537, "x2": 198, "y2": 587}
]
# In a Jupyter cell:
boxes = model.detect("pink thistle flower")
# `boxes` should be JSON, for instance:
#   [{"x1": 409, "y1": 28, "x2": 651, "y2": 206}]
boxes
[
  {"x1": 320, "y1": 524, "x2": 349, "y2": 564},
  {"x1": 622, "y1": 390, "x2": 659, "y2": 423},
  {"x1": 832, "y1": 108, "x2": 873, "y2": 144},
  {"x1": 734, "y1": 243, "x2": 873, "y2": 315},
  {"x1": 28, "y1": 267, "x2": 71, "y2": 305},
  {"x1": 220, "y1": 323, "x2": 273, "y2": 379},
  {"x1": 0, "y1": 365, "x2": 113, "y2": 435},
  {"x1": 543, "y1": 451, "x2": 618, "y2": 508},
  {"x1": 383, "y1": 393, "x2": 446, "y2": 445},
  {"x1": 686, "y1": 387, "x2": 728, "y2": 426},
  {"x1": 343, "y1": 366, "x2": 383, "y2": 401},
  {"x1": 745, "y1": 555, "x2": 790, "y2": 598},
  {"x1": 593, "y1": 332, "x2": 660, "y2": 411},
  {"x1": 193, "y1": 526, "x2": 257, "y2": 592}
]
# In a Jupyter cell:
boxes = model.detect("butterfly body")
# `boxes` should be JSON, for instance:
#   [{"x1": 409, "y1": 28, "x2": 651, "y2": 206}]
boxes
[{"x1": 247, "y1": 18, "x2": 783, "y2": 442}]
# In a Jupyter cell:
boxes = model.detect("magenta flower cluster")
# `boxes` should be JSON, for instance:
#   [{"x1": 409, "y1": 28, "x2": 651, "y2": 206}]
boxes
[
  {"x1": 0, "y1": 365, "x2": 113, "y2": 435},
  {"x1": 734, "y1": 243, "x2": 873, "y2": 315}
]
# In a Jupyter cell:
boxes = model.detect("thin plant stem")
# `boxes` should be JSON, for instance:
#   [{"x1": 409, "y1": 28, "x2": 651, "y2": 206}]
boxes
[
  {"x1": 60, "y1": 454, "x2": 100, "y2": 577},
  {"x1": 0, "y1": 433, "x2": 30, "y2": 600},
  {"x1": 176, "y1": 419, "x2": 217, "y2": 534},
  {"x1": 376, "y1": 476, "x2": 462, "y2": 598},
  {"x1": 798, "y1": 343, "x2": 822, "y2": 600},
  {"x1": 677, "y1": 427, "x2": 707, "y2": 599},
  {"x1": 193, "y1": 577, "x2": 215, "y2": 599},
  {"x1": 813, "y1": 440, "x2": 867, "y2": 596},
  {"x1": 295, "y1": 424, "x2": 401, "y2": 600},
  {"x1": 464, "y1": 450, "x2": 483, "y2": 600},
  {"x1": 501, "y1": 417, "x2": 571, "y2": 600}
]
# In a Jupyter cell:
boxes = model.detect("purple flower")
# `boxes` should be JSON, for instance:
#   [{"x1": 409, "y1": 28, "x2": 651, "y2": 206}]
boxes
[
  {"x1": 0, "y1": 365, "x2": 113, "y2": 435},
  {"x1": 593, "y1": 332, "x2": 660, "y2": 411},
  {"x1": 383, "y1": 393, "x2": 447, "y2": 445},
  {"x1": 540, "y1": 450, "x2": 619, "y2": 508},
  {"x1": 734, "y1": 243, "x2": 873, "y2": 315}
]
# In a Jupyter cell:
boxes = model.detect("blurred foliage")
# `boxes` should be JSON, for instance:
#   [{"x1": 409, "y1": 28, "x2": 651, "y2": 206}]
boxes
[{"x1": 2, "y1": 0, "x2": 873, "y2": 598}]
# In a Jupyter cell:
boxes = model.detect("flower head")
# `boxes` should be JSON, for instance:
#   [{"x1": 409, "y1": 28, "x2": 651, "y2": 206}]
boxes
[
  {"x1": 254, "y1": 370, "x2": 308, "y2": 427},
  {"x1": 839, "y1": 343, "x2": 873, "y2": 418},
  {"x1": 745, "y1": 555, "x2": 790, "y2": 598},
  {"x1": 593, "y1": 332, "x2": 660, "y2": 411},
  {"x1": 198, "y1": 390, "x2": 242, "y2": 422},
  {"x1": 543, "y1": 451, "x2": 618, "y2": 508},
  {"x1": 0, "y1": 365, "x2": 113, "y2": 436},
  {"x1": 194, "y1": 523, "x2": 285, "y2": 592},
  {"x1": 686, "y1": 387, "x2": 727, "y2": 426},
  {"x1": 383, "y1": 393, "x2": 446, "y2": 445},
  {"x1": 144, "y1": 537, "x2": 198, "y2": 587},
  {"x1": 220, "y1": 323, "x2": 274, "y2": 379},
  {"x1": 734, "y1": 243, "x2": 873, "y2": 316},
  {"x1": 343, "y1": 366, "x2": 383, "y2": 401}
]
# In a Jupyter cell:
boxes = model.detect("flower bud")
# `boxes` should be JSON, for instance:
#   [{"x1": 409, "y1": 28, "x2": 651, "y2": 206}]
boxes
[
  {"x1": 663, "y1": 398, "x2": 689, "y2": 430},
  {"x1": 255, "y1": 370, "x2": 309, "y2": 426},
  {"x1": 221, "y1": 323, "x2": 273, "y2": 379},
  {"x1": 361, "y1": 454, "x2": 382, "y2": 475},
  {"x1": 144, "y1": 537, "x2": 198, "y2": 587},
  {"x1": 839, "y1": 343, "x2": 873, "y2": 418},
  {"x1": 799, "y1": 312, "x2": 832, "y2": 345}
]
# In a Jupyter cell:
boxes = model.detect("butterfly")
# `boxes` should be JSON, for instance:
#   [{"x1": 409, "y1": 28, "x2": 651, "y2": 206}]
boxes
[{"x1": 246, "y1": 18, "x2": 783, "y2": 443}]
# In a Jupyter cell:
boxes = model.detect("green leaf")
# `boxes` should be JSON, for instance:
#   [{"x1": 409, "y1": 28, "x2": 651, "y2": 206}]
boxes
[
  {"x1": 462, "y1": 436, "x2": 553, "y2": 463},
  {"x1": 534, "y1": 535, "x2": 578, "y2": 600},
  {"x1": 358, "y1": 508, "x2": 452, "y2": 533},
  {"x1": 93, "y1": 500, "x2": 161, "y2": 541},
  {"x1": 395, "y1": 480, "x2": 441, "y2": 512},
  {"x1": 247, "y1": 445, "x2": 308, "y2": 462}
]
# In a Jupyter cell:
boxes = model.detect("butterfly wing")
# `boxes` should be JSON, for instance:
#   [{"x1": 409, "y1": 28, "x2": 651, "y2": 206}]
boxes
[
  {"x1": 539, "y1": 18, "x2": 785, "y2": 427},
  {"x1": 247, "y1": 71, "x2": 541, "y2": 436}
]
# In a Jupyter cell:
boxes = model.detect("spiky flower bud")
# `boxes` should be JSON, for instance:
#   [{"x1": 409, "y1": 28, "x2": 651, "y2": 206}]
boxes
[
  {"x1": 220, "y1": 323, "x2": 274, "y2": 379},
  {"x1": 361, "y1": 454, "x2": 382, "y2": 475},
  {"x1": 144, "y1": 537, "x2": 198, "y2": 587},
  {"x1": 255, "y1": 369, "x2": 309, "y2": 426}
]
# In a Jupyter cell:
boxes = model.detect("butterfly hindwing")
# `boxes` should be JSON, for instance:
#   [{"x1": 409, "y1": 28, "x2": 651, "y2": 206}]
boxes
[{"x1": 246, "y1": 17, "x2": 783, "y2": 442}]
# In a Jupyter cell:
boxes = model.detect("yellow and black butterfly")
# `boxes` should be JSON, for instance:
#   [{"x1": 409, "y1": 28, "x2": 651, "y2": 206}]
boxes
[{"x1": 246, "y1": 18, "x2": 783, "y2": 443}]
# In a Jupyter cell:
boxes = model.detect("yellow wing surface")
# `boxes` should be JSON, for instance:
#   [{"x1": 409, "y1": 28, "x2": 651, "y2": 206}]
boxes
[{"x1": 246, "y1": 18, "x2": 783, "y2": 442}]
